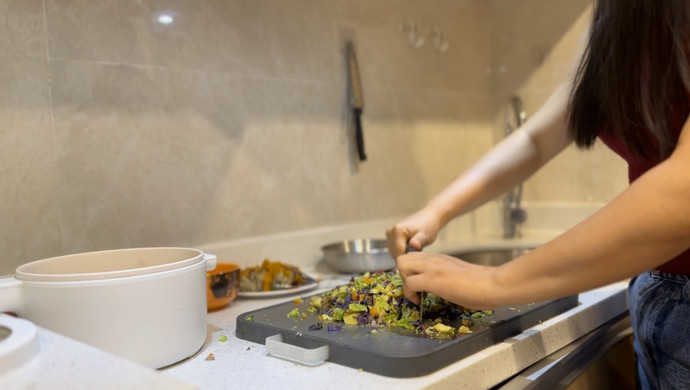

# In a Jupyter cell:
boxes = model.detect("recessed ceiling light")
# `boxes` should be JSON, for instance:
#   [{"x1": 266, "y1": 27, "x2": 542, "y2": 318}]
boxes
[{"x1": 157, "y1": 13, "x2": 174, "y2": 25}]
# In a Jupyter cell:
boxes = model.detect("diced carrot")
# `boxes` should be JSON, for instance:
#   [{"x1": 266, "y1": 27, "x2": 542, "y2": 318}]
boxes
[
  {"x1": 262, "y1": 272, "x2": 272, "y2": 291},
  {"x1": 350, "y1": 288, "x2": 358, "y2": 301}
]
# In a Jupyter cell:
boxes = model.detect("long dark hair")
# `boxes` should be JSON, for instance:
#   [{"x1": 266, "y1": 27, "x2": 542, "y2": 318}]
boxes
[{"x1": 568, "y1": 0, "x2": 690, "y2": 160}]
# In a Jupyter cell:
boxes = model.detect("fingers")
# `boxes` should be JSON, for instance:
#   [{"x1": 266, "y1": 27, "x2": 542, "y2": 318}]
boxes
[
  {"x1": 397, "y1": 252, "x2": 429, "y2": 304},
  {"x1": 403, "y1": 255, "x2": 497, "y2": 311},
  {"x1": 386, "y1": 226, "x2": 429, "y2": 259},
  {"x1": 405, "y1": 236, "x2": 423, "y2": 252},
  {"x1": 400, "y1": 272, "x2": 424, "y2": 304},
  {"x1": 396, "y1": 252, "x2": 428, "y2": 276},
  {"x1": 385, "y1": 224, "x2": 410, "y2": 259}
]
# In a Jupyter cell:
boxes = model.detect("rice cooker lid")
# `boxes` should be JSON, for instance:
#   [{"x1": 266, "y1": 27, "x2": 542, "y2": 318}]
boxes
[{"x1": 15, "y1": 247, "x2": 204, "y2": 282}]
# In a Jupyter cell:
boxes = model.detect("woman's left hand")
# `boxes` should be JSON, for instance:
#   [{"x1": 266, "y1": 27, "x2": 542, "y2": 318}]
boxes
[{"x1": 396, "y1": 251, "x2": 498, "y2": 310}]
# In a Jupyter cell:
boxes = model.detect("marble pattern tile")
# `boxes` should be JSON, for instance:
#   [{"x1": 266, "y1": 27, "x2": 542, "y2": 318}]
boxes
[
  {"x1": 44, "y1": 0, "x2": 338, "y2": 81},
  {"x1": 50, "y1": 59, "x2": 249, "y2": 252},
  {"x1": 0, "y1": 0, "x2": 617, "y2": 272},
  {"x1": 0, "y1": 0, "x2": 46, "y2": 58},
  {"x1": 487, "y1": 0, "x2": 626, "y2": 210},
  {"x1": 0, "y1": 56, "x2": 61, "y2": 273},
  {"x1": 487, "y1": 0, "x2": 593, "y2": 104}
]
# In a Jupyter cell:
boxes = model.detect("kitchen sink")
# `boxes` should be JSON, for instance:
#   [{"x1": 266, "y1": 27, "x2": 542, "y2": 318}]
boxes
[{"x1": 446, "y1": 247, "x2": 532, "y2": 266}]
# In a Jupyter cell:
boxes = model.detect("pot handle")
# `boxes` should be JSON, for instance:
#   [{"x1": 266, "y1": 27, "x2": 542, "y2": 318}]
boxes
[
  {"x1": 0, "y1": 277, "x2": 23, "y2": 315},
  {"x1": 203, "y1": 253, "x2": 218, "y2": 271},
  {"x1": 265, "y1": 334, "x2": 329, "y2": 366}
]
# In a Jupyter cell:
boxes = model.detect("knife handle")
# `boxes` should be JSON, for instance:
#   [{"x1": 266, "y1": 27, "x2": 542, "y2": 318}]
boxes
[
  {"x1": 405, "y1": 242, "x2": 419, "y2": 254},
  {"x1": 354, "y1": 108, "x2": 366, "y2": 161}
]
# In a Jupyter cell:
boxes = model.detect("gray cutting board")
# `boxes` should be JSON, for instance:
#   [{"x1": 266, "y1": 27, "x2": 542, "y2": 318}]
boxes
[{"x1": 235, "y1": 293, "x2": 578, "y2": 377}]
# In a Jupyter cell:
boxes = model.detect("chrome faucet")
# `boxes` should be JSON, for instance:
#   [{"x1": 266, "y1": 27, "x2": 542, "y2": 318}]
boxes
[{"x1": 503, "y1": 96, "x2": 528, "y2": 238}]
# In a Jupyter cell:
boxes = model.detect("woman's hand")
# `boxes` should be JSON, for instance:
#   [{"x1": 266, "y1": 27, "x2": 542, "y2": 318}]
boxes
[
  {"x1": 386, "y1": 209, "x2": 442, "y2": 259},
  {"x1": 396, "y1": 251, "x2": 497, "y2": 310}
]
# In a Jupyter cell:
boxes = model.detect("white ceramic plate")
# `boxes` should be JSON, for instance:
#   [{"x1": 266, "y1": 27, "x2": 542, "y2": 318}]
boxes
[{"x1": 237, "y1": 280, "x2": 319, "y2": 298}]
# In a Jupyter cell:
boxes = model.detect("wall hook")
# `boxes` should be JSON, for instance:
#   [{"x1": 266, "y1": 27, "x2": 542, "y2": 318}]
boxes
[
  {"x1": 429, "y1": 27, "x2": 450, "y2": 53},
  {"x1": 402, "y1": 21, "x2": 425, "y2": 49}
]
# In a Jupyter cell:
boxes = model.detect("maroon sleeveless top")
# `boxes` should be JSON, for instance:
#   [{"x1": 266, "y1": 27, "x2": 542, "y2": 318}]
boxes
[{"x1": 598, "y1": 129, "x2": 690, "y2": 275}]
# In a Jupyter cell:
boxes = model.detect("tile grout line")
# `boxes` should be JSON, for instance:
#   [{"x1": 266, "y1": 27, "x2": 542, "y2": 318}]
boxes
[{"x1": 41, "y1": 0, "x2": 65, "y2": 255}]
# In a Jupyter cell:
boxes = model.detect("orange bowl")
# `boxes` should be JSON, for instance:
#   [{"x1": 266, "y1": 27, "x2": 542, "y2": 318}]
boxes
[{"x1": 206, "y1": 262, "x2": 240, "y2": 312}]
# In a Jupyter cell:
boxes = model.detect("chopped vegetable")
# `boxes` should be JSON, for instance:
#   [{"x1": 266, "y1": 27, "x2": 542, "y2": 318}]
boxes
[
  {"x1": 308, "y1": 322, "x2": 323, "y2": 331},
  {"x1": 287, "y1": 308, "x2": 300, "y2": 318},
  {"x1": 219, "y1": 334, "x2": 228, "y2": 342},
  {"x1": 327, "y1": 324, "x2": 342, "y2": 332},
  {"x1": 303, "y1": 271, "x2": 491, "y2": 338},
  {"x1": 205, "y1": 353, "x2": 215, "y2": 361},
  {"x1": 239, "y1": 259, "x2": 308, "y2": 292},
  {"x1": 458, "y1": 325, "x2": 472, "y2": 334},
  {"x1": 246, "y1": 314, "x2": 254, "y2": 322}
]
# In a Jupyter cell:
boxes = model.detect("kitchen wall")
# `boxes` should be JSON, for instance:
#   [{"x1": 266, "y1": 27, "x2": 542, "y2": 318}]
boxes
[
  {"x1": 0, "y1": 0, "x2": 626, "y2": 274},
  {"x1": 487, "y1": 0, "x2": 627, "y2": 206}
]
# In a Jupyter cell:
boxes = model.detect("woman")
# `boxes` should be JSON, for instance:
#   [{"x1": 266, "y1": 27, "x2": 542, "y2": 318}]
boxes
[{"x1": 386, "y1": 1, "x2": 690, "y2": 388}]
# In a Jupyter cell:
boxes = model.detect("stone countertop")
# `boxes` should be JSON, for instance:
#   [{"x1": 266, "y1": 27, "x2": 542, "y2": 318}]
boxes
[
  {"x1": 0, "y1": 321, "x2": 196, "y2": 390},
  {"x1": 161, "y1": 279, "x2": 628, "y2": 390},
  {"x1": 161, "y1": 235, "x2": 630, "y2": 390},
  {"x1": 0, "y1": 231, "x2": 630, "y2": 390}
]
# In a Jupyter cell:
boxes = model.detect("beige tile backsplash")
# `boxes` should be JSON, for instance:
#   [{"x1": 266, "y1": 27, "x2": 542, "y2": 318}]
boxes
[{"x1": 0, "y1": 0, "x2": 626, "y2": 273}]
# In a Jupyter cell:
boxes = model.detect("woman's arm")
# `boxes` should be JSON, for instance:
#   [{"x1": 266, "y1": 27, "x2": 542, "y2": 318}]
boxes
[
  {"x1": 388, "y1": 22, "x2": 592, "y2": 259},
  {"x1": 398, "y1": 116, "x2": 690, "y2": 308},
  {"x1": 388, "y1": 82, "x2": 574, "y2": 259},
  {"x1": 428, "y1": 82, "x2": 573, "y2": 228}
]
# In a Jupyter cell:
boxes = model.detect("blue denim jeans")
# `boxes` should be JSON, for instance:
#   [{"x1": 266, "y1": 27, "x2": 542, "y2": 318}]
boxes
[{"x1": 629, "y1": 271, "x2": 690, "y2": 390}]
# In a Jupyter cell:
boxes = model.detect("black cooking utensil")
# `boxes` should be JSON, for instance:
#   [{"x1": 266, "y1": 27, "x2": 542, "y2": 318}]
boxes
[{"x1": 347, "y1": 41, "x2": 366, "y2": 161}]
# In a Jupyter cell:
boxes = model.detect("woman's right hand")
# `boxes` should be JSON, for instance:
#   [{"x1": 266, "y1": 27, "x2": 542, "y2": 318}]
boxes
[{"x1": 386, "y1": 208, "x2": 443, "y2": 259}]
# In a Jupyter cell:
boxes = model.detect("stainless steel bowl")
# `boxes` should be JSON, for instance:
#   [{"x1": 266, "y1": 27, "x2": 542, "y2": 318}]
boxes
[{"x1": 321, "y1": 238, "x2": 395, "y2": 273}]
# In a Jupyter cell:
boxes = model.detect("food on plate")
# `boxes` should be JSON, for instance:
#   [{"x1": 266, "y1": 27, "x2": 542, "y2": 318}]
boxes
[
  {"x1": 301, "y1": 271, "x2": 491, "y2": 338},
  {"x1": 239, "y1": 259, "x2": 309, "y2": 292}
]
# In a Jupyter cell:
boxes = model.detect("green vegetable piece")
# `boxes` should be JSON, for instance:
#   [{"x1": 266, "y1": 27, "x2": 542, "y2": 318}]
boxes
[
  {"x1": 310, "y1": 296, "x2": 322, "y2": 308},
  {"x1": 219, "y1": 334, "x2": 228, "y2": 342},
  {"x1": 246, "y1": 315, "x2": 254, "y2": 322},
  {"x1": 287, "y1": 308, "x2": 300, "y2": 318},
  {"x1": 348, "y1": 303, "x2": 367, "y2": 312},
  {"x1": 331, "y1": 307, "x2": 344, "y2": 321}
]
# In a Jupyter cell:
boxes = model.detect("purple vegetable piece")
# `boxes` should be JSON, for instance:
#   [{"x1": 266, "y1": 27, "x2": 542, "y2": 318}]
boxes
[
  {"x1": 308, "y1": 322, "x2": 323, "y2": 331},
  {"x1": 327, "y1": 324, "x2": 342, "y2": 332},
  {"x1": 356, "y1": 315, "x2": 368, "y2": 325}
]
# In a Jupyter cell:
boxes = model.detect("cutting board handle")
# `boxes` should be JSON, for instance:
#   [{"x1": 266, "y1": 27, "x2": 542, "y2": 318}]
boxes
[{"x1": 265, "y1": 334, "x2": 329, "y2": 366}]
